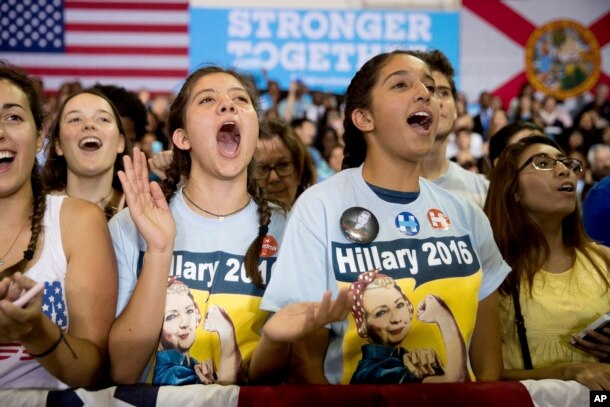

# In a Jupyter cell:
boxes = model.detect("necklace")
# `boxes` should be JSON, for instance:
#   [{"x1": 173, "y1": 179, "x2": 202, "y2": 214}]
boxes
[
  {"x1": 183, "y1": 190, "x2": 251, "y2": 222},
  {"x1": 0, "y1": 218, "x2": 29, "y2": 266},
  {"x1": 65, "y1": 188, "x2": 114, "y2": 207}
]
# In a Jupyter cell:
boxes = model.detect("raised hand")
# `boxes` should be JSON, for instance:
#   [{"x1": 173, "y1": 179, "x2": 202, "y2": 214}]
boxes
[
  {"x1": 119, "y1": 147, "x2": 176, "y2": 252},
  {"x1": 263, "y1": 287, "x2": 353, "y2": 344},
  {"x1": 203, "y1": 305, "x2": 232, "y2": 334},
  {"x1": 148, "y1": 150, "x2": 173, "y2": 181}
]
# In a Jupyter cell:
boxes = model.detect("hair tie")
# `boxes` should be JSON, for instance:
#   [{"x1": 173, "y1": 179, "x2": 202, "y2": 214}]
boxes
[
  {"x1": 23, "y1": 250, "x2": 34, "y2": 260},
  {"x1": 258, "y1": 224, "x2": 269, "y2": 237}
]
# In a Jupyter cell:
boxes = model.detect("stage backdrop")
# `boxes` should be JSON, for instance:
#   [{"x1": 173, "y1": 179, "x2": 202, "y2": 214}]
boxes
[
  {"x1": 189, "y1": 7, "x2": 459, "y2": 94},
  {"x1": 461, "y1": 0, "x2": 610, "y2": 107}
]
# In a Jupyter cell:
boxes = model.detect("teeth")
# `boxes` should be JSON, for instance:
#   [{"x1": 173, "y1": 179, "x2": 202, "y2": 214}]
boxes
[
  {"x1": 79, "y1": 137, "x2": 102, "y2": 148},
  {"x1": 411, "y1": 112, "x2": 430, "y2": 118},
  {"x1": 0, "y1": 151, "x2": 16, "y2": 159}
]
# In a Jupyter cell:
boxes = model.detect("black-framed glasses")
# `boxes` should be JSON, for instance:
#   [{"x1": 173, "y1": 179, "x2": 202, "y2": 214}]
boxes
[
  {"x1": 517, "y1": 153, "x2": 583, "y2": 174},
  {"x1": 253, "y1": 160, "x2": 295, "y2": 179}
]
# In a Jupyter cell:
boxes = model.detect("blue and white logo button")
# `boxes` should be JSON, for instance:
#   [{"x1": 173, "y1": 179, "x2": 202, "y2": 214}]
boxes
[{"x1": 395, "y1": 212, "x2": 420, "y2": 236}]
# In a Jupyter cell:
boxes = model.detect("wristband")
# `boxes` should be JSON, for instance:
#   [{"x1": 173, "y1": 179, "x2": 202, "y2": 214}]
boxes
[{"x1": 29, "y1": 324, "x2": 63, "y2": 358}]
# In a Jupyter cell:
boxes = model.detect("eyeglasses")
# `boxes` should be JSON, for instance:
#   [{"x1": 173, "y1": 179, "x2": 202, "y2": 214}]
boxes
[
  {"x1": 253, "y1": 160, "x2": 295, "y2": 179},
  {"x1": 517, "y1": 153, "x2": 583, "y2": 174}
]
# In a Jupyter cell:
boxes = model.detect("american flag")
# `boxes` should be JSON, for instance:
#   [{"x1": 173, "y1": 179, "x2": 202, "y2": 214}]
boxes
[
  {"x1": 0, "y1": 0, "x2": 189, "y2": 95},
  {"x1": 0, "y1": 281, "x2": 67, "y2": 362}
]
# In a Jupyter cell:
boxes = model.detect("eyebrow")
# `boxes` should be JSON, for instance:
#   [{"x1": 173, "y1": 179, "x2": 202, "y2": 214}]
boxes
[
  {"x1": 383, "y1": 70, "x2": 435, "y2": 86},
  {"x1": 192, "y1": 87, "x2": 248, "y2": 99},
  {"x1": 63, "y1": 109, "x2": 112, "y2": 116},
  {"x1": 1, "y1": 103, "x2": 25, "y2": 110}
]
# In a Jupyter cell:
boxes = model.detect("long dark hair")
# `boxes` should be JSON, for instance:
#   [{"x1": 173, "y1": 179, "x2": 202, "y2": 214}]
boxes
[
  {"x1": 342, "y1": 49, "x2": 427, "y2": 169},
  {"x1": 484, "y1": 135, "x2": 610, "y2": 296},
  {"x1": 42, "y1": 88, "x2": 131, "y2": 194},
  {"x1": 0, "y1": 62, "x2": 46, "y2": 277},
  {"x1": 161, "y1": 65, "x2": 276, "y2": 287}
]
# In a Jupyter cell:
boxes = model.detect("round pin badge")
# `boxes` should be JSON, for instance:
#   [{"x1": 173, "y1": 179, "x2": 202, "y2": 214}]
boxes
[{"x1": 340, "y1": 207, "x2": 379, "y2": 244}]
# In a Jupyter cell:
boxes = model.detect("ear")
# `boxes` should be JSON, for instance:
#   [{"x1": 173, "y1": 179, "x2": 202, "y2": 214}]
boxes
[
  {"x1": 172, "y1": 128, "x2": 191, "y2": 151},
  {"x1": 352, "y1": 108, "x2": 374, "y2": 133},
  {"x1": 117, "y1": 133, "x2": 126, "y2": 154},
  {"x1": 36, "y1": 129, "x2": 45, "y2": 153},
  {"x1": 54, "y1": 138, "x2": 64, "y2": 157}
]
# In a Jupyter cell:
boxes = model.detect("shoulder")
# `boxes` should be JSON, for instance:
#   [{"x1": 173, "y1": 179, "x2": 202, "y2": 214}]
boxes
[
  {"x1": 447, "y1": 162, "x2": 490, "y2": 187},
  {"x1": 60, "y1": 196, "x2": 107, "y2": 226}
]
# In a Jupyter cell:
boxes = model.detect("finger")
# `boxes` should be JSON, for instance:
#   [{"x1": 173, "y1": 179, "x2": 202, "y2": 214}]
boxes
[
  {"x1": 149, "y1": 182, "x2": 169, "y2": 210},
  {"x1": 314, "y1": 291, "x2": 332, "y2": 325},
  {"x1": 133, "y1": 148, "x2": 150, "y2": 196},
  {"x1": 329, "y1": 288, "x2": 351, "y2": 322},
  {"x1": 586, "y1": 330, "x2": 610, "y2": 345},
  {"x1": 403, "y1": 358, "x2": 421, "y2": 378}
]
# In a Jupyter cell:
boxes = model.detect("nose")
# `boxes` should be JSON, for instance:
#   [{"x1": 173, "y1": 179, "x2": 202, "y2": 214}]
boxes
[
  {"x1": 83, "y1": 117, "x2": 96, "y2": 130},
  {"x1": 268, "y1": 166, "x2": 281, "y2": 182},
  {"x1": 415, "y1": 82, "x2": 431, "y2": 103},
  {"x1": 555, "y1": 160, "x2": 570, "y2": 177},
  {"x1": 218, "y1": 97, "x2": 237, "y2": 114}
]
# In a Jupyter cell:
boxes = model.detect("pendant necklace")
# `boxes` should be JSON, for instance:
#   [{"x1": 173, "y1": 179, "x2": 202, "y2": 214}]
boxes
[
  {"x1": 0, "y1": 219, "x2": 29, "y2": 266},
  {"x1": 183, "y1": 190, "x2": 250, "y2": 222},
  {"x1": 65, "y1": 188, "x2": 114, "y2": 207}
]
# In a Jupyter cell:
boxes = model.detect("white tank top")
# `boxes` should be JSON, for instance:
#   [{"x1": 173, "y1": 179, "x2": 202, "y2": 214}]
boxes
[{"x1": 0, "y1": 195, "x2": 69, "y2": 389}]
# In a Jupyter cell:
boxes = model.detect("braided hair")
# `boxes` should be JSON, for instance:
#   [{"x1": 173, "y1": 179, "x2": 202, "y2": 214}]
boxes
[
  {"x1": 0, "y1": 62, "x2": 47, "y2": 278},
  {"x1": 161, "y1": 65, "x2": 277, "y2": 288}
]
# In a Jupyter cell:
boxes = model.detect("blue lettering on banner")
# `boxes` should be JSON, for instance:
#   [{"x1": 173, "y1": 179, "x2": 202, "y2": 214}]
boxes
[
  {"x1": 190, "y1": 8, "x2": 459, "y2": 93},
  {"x1": 136, "y1": 250, "x2": 275, "y2": 297},
  {"x1": 331, "y1": 235, "x2": 479, "y2": 286}
]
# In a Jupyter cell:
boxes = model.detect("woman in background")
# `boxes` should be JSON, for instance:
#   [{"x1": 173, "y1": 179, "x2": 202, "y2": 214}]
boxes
[{"x1": 484, "y1": 135, "x2": 610, "y2": 390}]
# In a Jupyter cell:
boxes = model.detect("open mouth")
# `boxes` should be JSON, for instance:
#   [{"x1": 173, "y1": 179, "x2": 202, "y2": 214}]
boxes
[
  {"x1": 78, "y1": 137, "x2": 103, "y2": 151},
  {"x1": 407, "y1": 111, "x2": 432, "y2": 131},
  {"x1": 217, "y1": 122, "x2": 240, "y2": 157},
  {"x1": 558, "y1": 183, "x2": 574, "y2": 192},
  {"x1": 0, "y1": 151, "x2": 16, "y2": 165}
]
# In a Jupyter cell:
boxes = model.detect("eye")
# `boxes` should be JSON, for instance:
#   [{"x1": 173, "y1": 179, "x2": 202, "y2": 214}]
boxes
[
  {"x1": 426, "y1": 85, "x2": 436, "y2": 94},
  {"x1": 374, "y1": 309, "x2": 387, "y2": 318},
  {"x1": 5, "y1": 113, "x2": 23, "y2": 122},
  {"x1": 186, "y1": 308, "x2": 195, "y2": 315},
  {"x1": 537, "y1": 157, "x2": 553, "y2": 168},
  {"x1": 277, "y1": 161, "x2": 292, "y2": 170},
  {"x1": 392, "y1": 81, "x2": 408, "y2": 89},
  {"x1": 437, "y1": 89, "x2": 450, "y2": 98},
  {"x1": 396, "y1": 301, "x2": 405, "y2": 309},
  {"x1": 199, "y1": 96, "x2": 214, "y2": 104},
  {"x1": 66, "y1": 116, "x2": 80, "y2": 123},
  {"x1": 98, "y1": 116, "x2": 112, "y2": 123},
  {"x1": 235, "y1": 95, "x2": 250, "y2": 103},
  {"x1": 165, "y1": 313, "x2": 177, "y2": 322}
]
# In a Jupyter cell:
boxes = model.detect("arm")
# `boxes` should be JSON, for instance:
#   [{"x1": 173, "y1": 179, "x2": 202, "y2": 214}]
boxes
[
  {"x1": 203, "y1": 305, "x2": 243, "y2": 384},
  {"x1": 469, "y1": 290, "x2": 503, "y2": 381},
  {"x1": 281, "y1": 81, "x2": 298, "y2": 123},
  {"x1": 503, "y1": 362, "x2": 610, "y2": 390},
  {"x1": 109, "y1": 148, "x2": 176, "y2": 384},
  {"x1": 418, "y1": 295, "x2": 469, "y2": 383},
  {"x1": 1, "y1": 199, "x2": 118, "y2": 388}
]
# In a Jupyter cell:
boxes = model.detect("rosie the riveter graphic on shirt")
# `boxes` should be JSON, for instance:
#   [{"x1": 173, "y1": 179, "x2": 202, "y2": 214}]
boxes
[
  {"x1": 152, "y1": 277, "x2": 244, "y2": 385},
  {"x1": 349, "y1": 271, "x2": 469, "y2": 384}
]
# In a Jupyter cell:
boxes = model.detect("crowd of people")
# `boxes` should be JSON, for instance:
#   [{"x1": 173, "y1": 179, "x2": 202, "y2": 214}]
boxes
[{"x1": 1, "y1": 44, "x2": 609, "y2": 393}]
